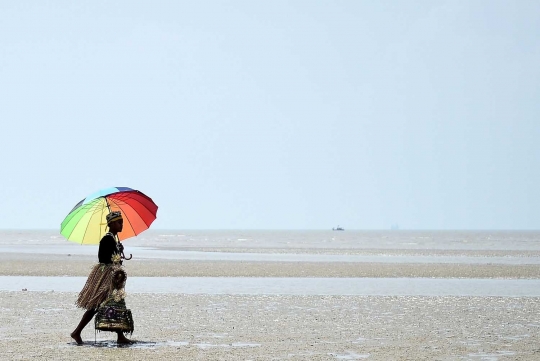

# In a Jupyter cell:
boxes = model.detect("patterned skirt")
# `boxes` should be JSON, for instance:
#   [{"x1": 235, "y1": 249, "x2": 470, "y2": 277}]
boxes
[{"x1": 76, "y1": 263, "x2": 120, "y2": 310}]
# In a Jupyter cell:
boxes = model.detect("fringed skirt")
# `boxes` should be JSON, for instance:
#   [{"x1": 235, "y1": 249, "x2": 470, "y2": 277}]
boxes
[{"x1": 76, "y1": 263, "x2": 119, "y2": 310}]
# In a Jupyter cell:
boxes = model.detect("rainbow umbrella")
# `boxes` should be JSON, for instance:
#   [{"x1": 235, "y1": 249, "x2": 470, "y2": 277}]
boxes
[{"x1": 60, "y1": 187, "x2": 158, "y2": 244}]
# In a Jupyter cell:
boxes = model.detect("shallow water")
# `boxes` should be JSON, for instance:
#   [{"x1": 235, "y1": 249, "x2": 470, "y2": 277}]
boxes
[
  {"x1": 1, "y1": 245, "x2": 539, "y2": 264},
  {"x1": 3, "y1": 230, "x2": 540, "y2": 251},
  {"x1": 2, "y1": 276, "x2": 540, "y2": 296}
]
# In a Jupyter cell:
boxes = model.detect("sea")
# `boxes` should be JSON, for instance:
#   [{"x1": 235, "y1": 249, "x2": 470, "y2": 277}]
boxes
[
  {"x1": 2, "y1": 229, "x2": 540, "y2": 250},
  {"x1": 1, "y1": 230, "x2": 539, "y2": 296}
]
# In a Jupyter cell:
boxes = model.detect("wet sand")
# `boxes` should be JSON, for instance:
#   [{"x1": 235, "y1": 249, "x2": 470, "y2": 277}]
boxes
[
  {"x1": 1, "y1": 253, "x2": 539, "y2": 278},
  {"x1": 1, "y1": 291, "x2": 539, "y2": 360}
]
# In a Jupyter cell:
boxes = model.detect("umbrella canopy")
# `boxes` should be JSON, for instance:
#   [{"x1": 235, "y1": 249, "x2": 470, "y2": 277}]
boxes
[{"x1": 60, "y1": 187, "x2": 158, "y2": 244}]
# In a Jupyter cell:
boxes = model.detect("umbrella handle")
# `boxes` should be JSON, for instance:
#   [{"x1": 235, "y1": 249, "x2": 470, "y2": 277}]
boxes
[{"x1": 122, "y1": 251, "x2": 133, "y2": 260}]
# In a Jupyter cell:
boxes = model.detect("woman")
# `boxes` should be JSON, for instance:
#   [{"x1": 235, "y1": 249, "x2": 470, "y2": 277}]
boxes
[{"x1": 70, "y1": 211, "x2": 132, "y2": 344}]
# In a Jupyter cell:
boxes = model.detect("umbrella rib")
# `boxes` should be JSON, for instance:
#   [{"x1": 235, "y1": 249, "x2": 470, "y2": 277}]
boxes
[
  {"x1": 122, "y1": 191, "x2": 157, "y2": 228},
  {"x1": 61, "y1": 208, "x2": 82, "y2": 241},
  {"x1": 80, "y1": 199, "x2": 103, "y2": 245},
  {"x1": 63, "y1": 201, "x2": 96, "y2": 242},
  {"x1": 110, "y1": 191, "x2": 157, "y2": 228},
  {"x1": 108, "y1": 198, "x2": 136, "y2": 238},
  {"x1": 100, "y1": 198, "x2": 108, "y2": 243}
]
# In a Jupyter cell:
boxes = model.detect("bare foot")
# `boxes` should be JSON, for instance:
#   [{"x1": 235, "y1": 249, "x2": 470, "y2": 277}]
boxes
[
  {"x1": 117, "y1": 334, "x2": 133, "y2": 344},
  {"x1": 70, "y1": 332, "x2": 83, "y2": 345}
]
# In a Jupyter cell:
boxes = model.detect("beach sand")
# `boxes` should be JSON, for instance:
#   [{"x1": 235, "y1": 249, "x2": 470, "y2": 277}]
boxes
[
  {"x1": 1, "y1": 253, "x2": 539, "y2": 279},
  {"x1": 1, "y1": 241, "x2": 539, "y2": 360},
  {"x1": 1, "y1": 291, "x2": 539, "y2": 360}
]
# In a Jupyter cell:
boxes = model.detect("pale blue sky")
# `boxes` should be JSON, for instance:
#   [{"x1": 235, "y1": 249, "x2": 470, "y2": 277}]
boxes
[{"x1": 1, "y1": 1, "x2": 539, "y2": 230}]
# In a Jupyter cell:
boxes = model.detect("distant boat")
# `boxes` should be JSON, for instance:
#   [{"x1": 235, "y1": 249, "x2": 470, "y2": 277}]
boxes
[{"x1": 332, "y1": 226, "x2": 344, "y2": 231}]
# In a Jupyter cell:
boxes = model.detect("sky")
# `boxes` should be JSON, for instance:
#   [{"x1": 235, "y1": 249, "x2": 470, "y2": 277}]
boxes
[{"x1": 1, "y1": 1, "x2": 539, "y2": 230}]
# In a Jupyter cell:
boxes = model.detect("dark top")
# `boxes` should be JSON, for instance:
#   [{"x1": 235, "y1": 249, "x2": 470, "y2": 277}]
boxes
[{"x1": 98, "y1": 233, "x2": 121, "y2": 264}]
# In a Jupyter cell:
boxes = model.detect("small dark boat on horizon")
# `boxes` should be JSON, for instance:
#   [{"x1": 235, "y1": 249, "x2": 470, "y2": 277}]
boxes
[{"x1": 332, "y1": 226, "x2": 344, "y2": 231}]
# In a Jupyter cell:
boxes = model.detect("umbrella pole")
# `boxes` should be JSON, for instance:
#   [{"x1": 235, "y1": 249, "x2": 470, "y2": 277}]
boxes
[{"x1": 105, "y1": 199, "x2": 117, "y2": 242}]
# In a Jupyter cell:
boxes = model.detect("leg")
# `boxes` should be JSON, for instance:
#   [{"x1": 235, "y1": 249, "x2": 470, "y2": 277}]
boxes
[
  {"x1": 71, "y1": 309, "x2": 97, "y2": 344},
  {"x1": 116, "y1": 331, "x2": 132, "y2": 344}
]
